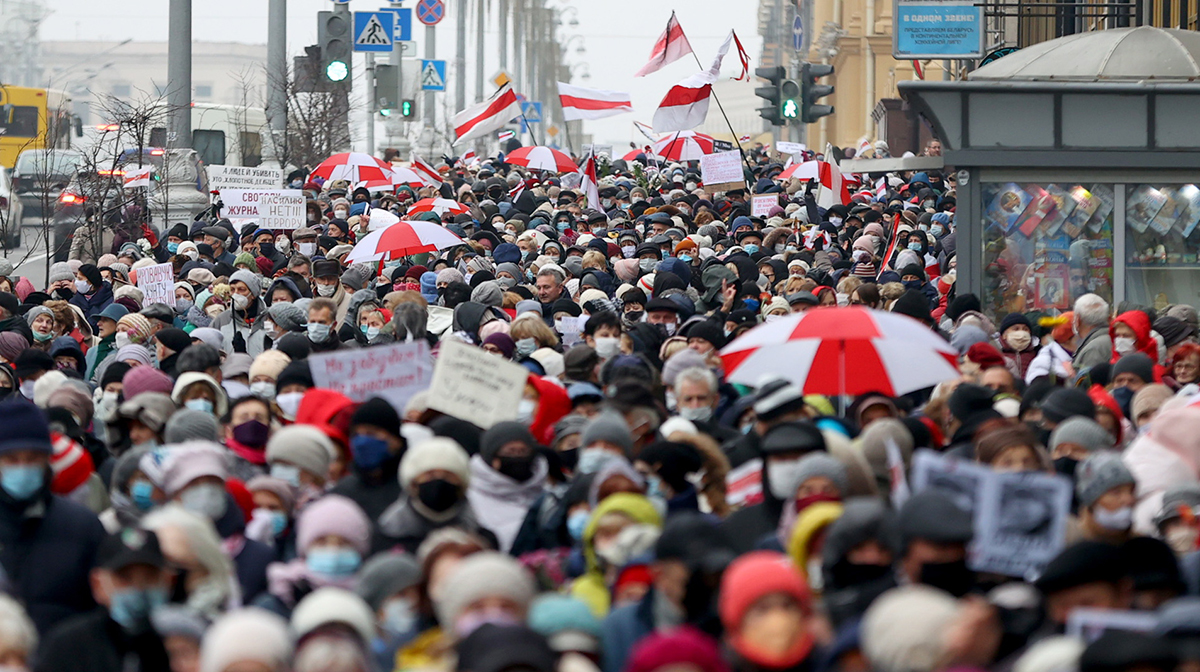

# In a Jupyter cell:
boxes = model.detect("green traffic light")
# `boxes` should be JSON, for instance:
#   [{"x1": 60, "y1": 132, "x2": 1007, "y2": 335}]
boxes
[
  {"x1": 400, "y1": 100, "x2": 413, "y2": 117},
  {"x1": 380, "y1": 109, "x2": 392, "y2": 117},
  {"x1": 326, "y1": 60, "x2": 349, "y2": 82},
  {"x1": 782, "y1": 99, "x2": 799, "y2": 119}
]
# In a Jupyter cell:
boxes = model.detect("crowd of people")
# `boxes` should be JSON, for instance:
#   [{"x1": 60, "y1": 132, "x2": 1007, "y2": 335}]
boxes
[{"x1": 0, "y1": 141, "x2": 1194, "y2": 672}]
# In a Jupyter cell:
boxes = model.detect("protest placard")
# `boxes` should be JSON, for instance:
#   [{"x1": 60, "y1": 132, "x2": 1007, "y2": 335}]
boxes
[
  {"x1": 221, "y1": 189, "x2": 306, "y2": 229},
  {"x1": 776, "y1": 141, "x2": 807, "y2": 156},
  {"x1": 700, "y1": 150, "x2": 744, "y2": 193},
  {"x1": 555, "y1": 315, "x2": 586, "y2": 348},
  {"x1": 751, "y1": 194, "x2": 777, "y2": 218},
  {"x1": 136, "y1": 262, "x2": 175, "y2": 307},
  {"x1": 1066, "y1": 608, "x2": 1158, "y2": 643},
  {"x1": 910, "y1": 449, "x2": 990, "y2": 516},
  {"x1": 207, "y1": 165, "x2": 284, "y2": 191},
  {"x1": 426, "y1": 339, "x2": 528, "y2": 428},
  {"x1": 309, "y1": 341, "x2": 431, "y2": 411}
]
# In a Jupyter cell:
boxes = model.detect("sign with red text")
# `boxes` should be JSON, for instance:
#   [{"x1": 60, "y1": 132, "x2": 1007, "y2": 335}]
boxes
[
  {"x1": 221, "y1": 189, "x2": 305, "y2": 230},
  {"x1": 136, "y1": 262, "x2": 175, "y2": 307},
  {"x1": 309, "y1": 341, "x2": 431, "y2": 411}
]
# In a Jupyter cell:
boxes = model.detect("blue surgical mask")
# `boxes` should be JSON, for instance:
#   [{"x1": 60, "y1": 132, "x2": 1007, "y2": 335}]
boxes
[
  {"x1": 306, "y1": 547, "x2": 362, "y2": 577},
  {"x1": 167, "y1": 241, "x2": 179, "y2": 253},
  {"x1": 0, "y1": 464, "x2": 43, "y2": 501},
  {"x1": 351, "y1": 434, "x2": 392, "y2": 470},
  {"x1": 556, "y1": 222, "x2": 569, "y2": 232},
  {"x1": 109, "y1": 586, "x2": 168, "y2": 633},
  {"x1": 743, "y1": 298, "x2": 760, "y2": 312},
  {"x1": 744, "y1": 244, "x2": 759, "y2": 254},
  {"x1": 515, "y1": 337, "x2": 537, "y2": 358},
  {"x1": 646, "y1": 474, "x2": 666, "y2": 500},
  {"x1": 679, "y1": 254, "x2": 693, "y2": 263},
  {"x1": 908, "y1": 241, "x2": 923, "y2": 251},
  {"x1": 567, "y1": 510, "x2": 590, "y2": 541},
  {"x1": 269, "y1": 510, "x2": 288, "y2": 536},
  {"x1": 577, "y1": 447, "x2": 616, "y2": 475},
  {"x1": 307, "y1": 323, "x2": 331, "y2": 342},
  {"x1": 383, "y1": 597, "x2": 419, "y2": 639},
  {"x1": 931, "y1": 224, "x2": 945, "y2": 237},
  {"x1": 130, "y1": 480, "x2": 155, "y2": 511},
  {"x1": 270, "y1": 463, "x2": 302, "y2": 487},
  {"x1": 360, "y1": 325, "x2": 381, "y2": 340},
  {"x1": 185, "y1": 398, "x2": 214, "y2": 414}
]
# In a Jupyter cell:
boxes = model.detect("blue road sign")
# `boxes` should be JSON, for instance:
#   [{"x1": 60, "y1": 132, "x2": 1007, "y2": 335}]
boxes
[
  {"x1": 793, "y1": 15, "x2": 804, "y2": 52},
  {"x1": 416, "y1": 0, "x2": 445, "y2": 25},
  {"x1": 421, "y1": 59, "x2": 446, "y2": 91},
  {"x1": 354, "y1": 11, "x2": 395, "y2": 52},
  {"x1": 378, "y1": 7, "x2": 413, "y2": 41},
  {"x1": 521, "y1": 101, "x2": 542, "y2": 123}
]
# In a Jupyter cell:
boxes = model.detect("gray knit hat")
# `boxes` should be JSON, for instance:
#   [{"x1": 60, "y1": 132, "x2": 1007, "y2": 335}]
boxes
[
  {"x1": 355, "y1": 554, "x2": 422, "y2": 611},
  {"x1": 340, "y1": 267, "x2": 367, "y2": 291},
  {"x1": 470, "y1": 280, "x2": 503, "y2": 307},
  {"x1": 229, "y1": 270, "x2": 262, "y2": 297},
  {"x1": 48, "y1": 262, "x2": 74, "y2": 285},
  {"x1": 266, "y1": 302, "x2": 307, "y2": 333},
  {"x1": 266, "y1": 425, "x2": 334, "y2": 479},
  {"x1": 793, "y1": 452, "x2": 849, "y2": 496},
  {"x1": 1154, "y1": 483, "x2": 1200, "y2": 528},
  {"x1": 1049, "y1": 417, "x2": 1113, "y2": 454},
  {"x1": 435, "y1": 552, "x2": 536, "y2": 628},
  {"x1": 24, "y1": 305, "x2": 53, "y2": 327},
  {"x1": 164, "y1": 408, "x2": 222, "y2": 444},
  {"x1": 580, "y1": 410, "x2": 633, "y2": 456},
  {"x1": 1076, "y1": 452, "x2": 1136, "y2": 508}
]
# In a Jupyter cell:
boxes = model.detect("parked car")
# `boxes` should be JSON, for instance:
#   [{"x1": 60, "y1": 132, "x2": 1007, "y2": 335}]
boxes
[
  {"x1": 0, "y1": 167, "x2": 25, "y2": 249},
  {"x1": 11, "y1": 149, "x2": 82, "y2": 219}
]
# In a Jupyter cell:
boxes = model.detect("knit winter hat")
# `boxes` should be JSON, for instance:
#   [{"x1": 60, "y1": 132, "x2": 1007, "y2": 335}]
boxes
[
  {"x1": 792, "y1": 452, "x2": 849, "y2": 496},
  {"x1": 229, "y1": 269, "x2": 262, "y2": 297},
  {"x1": 244, "y1": 475, "x2": 296, "y2": 514},
  {"x1": 862, "y1": 586, "x2": 961, "y2": 672},
  {"x1": 115, "y1": 344, "x2": 153, "y2": 367},
  {"x1": 266, "y1": 425, "x2": 334, "y2": 479},
  {"x1": 1076, "y1": 452, "x2": 1136, "y2": 508},
  {"x1": 123, "y1": 365, "x2": 175, "y2": 400},
  {"x1": 350, "y1": 397, "x2": 401, "y2": 436},
  {"x1": 172, "y1": 372, "x2": 229, "y2": 417},
  {"x1": 0, "y1": 332, "x2": 27, "y2": 362},
  {"x1": 266, "y1": 302, "x2": 307, "y2": 332},
  {"x1": 32, "y1": 371, "x2": 67, "y2": 408},
  {"x1": 48, "y1": 262, "x2": 74, "y2": 285},
  {"x1": 435, "y1": 551, "x2": 537, "y2": 628},
  {"x1": 398, "y1": 437, "x2": 470, "y2": 491},
  {"x1": 50, "y1": 431, "x2": 94, "y2": 495},
  {"x1": 161, "y1": 442, "x2": 229, "y2": 496},
  {"x1": 1039, "y1": 388, "x2": 1097, "y2": 424},
  {"x1": 1132, "y1": 384, "x2": 1174, "y2": 425},
  {"x1": 296, "y1": 494, "x2": 371, "y2": 556},
  {"x1": 527, "y1": 594, "x2": 603, "y2": 647},
  {"x1": 249, "y1": 350, "x2": 291, "y2": 383},
  {"x1": 580, "y1": 410, "x2": 633, "y2": 456},
  {"x1": 199, "y1": 608, "x2": 293, "y2": 672},
  {"x1": 1048, "y1": 417, "x2": 1113, "y2": 453},
  {"x1": 117, "y1": 313, "x2": 154, "y2": 345},
  {"x1": 164, "y1": 409, "x2": 222, "y2": 445},
  {"x1": 291, "y1": 587, "x2": 375, "y2": 643},
  {"x1": 719, "y1": 551, "x2": 812, "y2": 659},
  {"x1": 1113, "y1": 352, "x2": 1155, "y2": 385},
  {"x1": 355, "y1": 554, "x2": 423, "y2": 612},
  {"x1": 480, "y1": 421, "x2": 539, "y2": 463}
]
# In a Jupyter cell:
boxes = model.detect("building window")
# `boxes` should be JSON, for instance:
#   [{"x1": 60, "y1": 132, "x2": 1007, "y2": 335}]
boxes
[
  {"x1": 111, "y1": 84, "x2": 131, "y2": 97},
  {"x1": 195, "y1": 85, "x2": 213, "y2": 99}
]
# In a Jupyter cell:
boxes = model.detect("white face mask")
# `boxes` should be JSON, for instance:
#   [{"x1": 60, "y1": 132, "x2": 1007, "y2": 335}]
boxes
[
  {"x1": 316, "y1": 283, "x2": 337, "y2": 297},
  {"x1": 74, "y1": 279, "x2": 91, "y2": 294},
  {"x1": 1005, "y1": 331, "x2": 1032, "y2": 351},
  {"x1": 180, "y1": 483, "x2": 228, "y2": 520},
  {"x1": 298, "y1": 242, "x2": 316, "y2": 256},
  {"x1": 232, "y1": 293, "x2": 249, "y2": 310},
  {"x1": 334, "y1": 209, "x2": 348, "y2": 220},
  {"x1": 19, "y1": 380, "x2": 34, "y2": 400},
  {"x1": 516, "y1": 398, "x2": 536, "y2": 423},
  {"x1": 276, "y1": 391, "x2": 304, "y2": 419},
  {"x1": 1167, "y1": 526, "x2": 1198, "y2": 554},
  {"x1": 594, "y1": 336, "x2": 620, "y2": 360},
  {"x1": 1093, "y1": 505, "x2": 1133, "y2": 531},
  {"x1": 249, "y1": 381, "x2": 275, "y2": 400},
  {"x1": 678, "y1": 405, "x2": 712, "y2": 423},
  {"x1": 276, "y1": 237, "x2": 291, "y2": 253},
  {"x1": 115, "y1": 332, "x2": 132, "y2": 349},
  {"x1": 1114, "y1": 336, "x2": 1136, "y2": 355},
  {"x1": 767, "y1": 459, "x2": 807, "y2": 500}
]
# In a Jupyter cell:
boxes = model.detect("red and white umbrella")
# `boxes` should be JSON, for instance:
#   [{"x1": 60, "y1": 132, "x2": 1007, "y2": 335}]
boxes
[
  {"x1": 310, "y1": 152, "x2": 396, "y2": 184},
  {"x1": 344, "y1": 220, "x2": 466, "y2": 263},
  {"x1": 505, "y1": 146, "x2": 579, "y2": 173},
  {"x1": 407, "y1": 198, "x2": 470, "y2": 217},
  {"x1": 719, "y1": 306, "x2": 959, "y2": 397},
  {"x1": 652, "y1": 131, "x2": 717, "y2": 161},
  {"x1": 776, "y1": 160, "x2": 822, "y2": 181},
  {"x1": 354, "y1": 166, "x2": 427, "y2": 192}
]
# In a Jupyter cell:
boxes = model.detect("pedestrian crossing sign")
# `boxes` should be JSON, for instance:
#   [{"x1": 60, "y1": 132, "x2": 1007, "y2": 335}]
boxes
[
  {"x1": 354, "y1": 11, "x2": 395, "y2": 52},
  {"x1": 421, "y1": 60, "x2": 447, "y2": 91}
]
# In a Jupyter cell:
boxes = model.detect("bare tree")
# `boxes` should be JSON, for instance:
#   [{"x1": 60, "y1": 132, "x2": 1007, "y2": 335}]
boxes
[{"x1": 263, "y1": 59, "x2": 359, "y2": 171}]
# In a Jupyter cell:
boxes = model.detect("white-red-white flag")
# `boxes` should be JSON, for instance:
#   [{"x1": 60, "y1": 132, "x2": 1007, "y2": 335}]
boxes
[
  {"x1": 857, "y1": 136, "x2": 873, "y2": 158},
  {"x1": 509, "y1": 180, "x2": 526, "y2": 202},
  {"x1": 453, "y1": 83, "x2": 522, "y2": 145},
  {"x1": 460, "y1": 150, "x2": 477, "y2": 166},
  {"x1": 817, "y1": 158, "x2": 851, "y2": 208},
  {"x1": 651, "y1": 30, "x2": 735, "y2": 132},
  {"x1": 730, "y1": 31, "x2": 751, "y2": 81},
  {"x1": 557, "y1": 82, "x2": 633, "y2": 121},
  {"x1": 124, "y1": 167, "x2": 153, "y2": 189},
  {"x1": 635, "y1": 11, "x2": 693, "y2": 77},
  {"x1": 580, "y1": 149, "x2": 600, "y2": 212},
  {"x1": 498, "y1": 130, "x2": 515, "y2": 142},
  {"x1": 875, "y1": 176, "x2": 888, "y2": 199},
  {"x1": 410, "y1": 155, "x2": 442, "y2": 187},
  {"x1": 633, "y1": 121, "x2": 658, "y2": 143},
  {"x1": 739, "y1": 134, "x2": 751, "y2": 142}
]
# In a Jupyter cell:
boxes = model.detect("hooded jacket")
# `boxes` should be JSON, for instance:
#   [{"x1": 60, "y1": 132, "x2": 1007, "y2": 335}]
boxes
[
  {"x1": 528, "y1": 375, "x2": 572, "y2": 446},
  {"x1": 466, "y1": 454, "x2": 548, "y2": 553},
  {"x1": 68, "y1": 282, "x2": 115, "y2": 329},
  {"x1": 571, "y1": 493, "x2": 662, "y2": 618},
  {"x1": 1110, "y1": 311, "x2": 1161, "y2": 365}
]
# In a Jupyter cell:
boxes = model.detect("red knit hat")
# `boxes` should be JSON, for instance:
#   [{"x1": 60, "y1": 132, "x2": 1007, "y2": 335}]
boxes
[
  {"x1": 719, "y1": 551, "x2": 814, "y2": 669},
  {"x1": 966, "y1": 342, "x2": 1005, "y2": 370},
  {"x1": 50, "y1": 431, "x2": 94, "y2": 495},
  {"x1": 123, "y1": 365, "x2": 174, "y2": 400},
  {"x1": 626, "y1": 627, "x2": 730, "y2": 672}
]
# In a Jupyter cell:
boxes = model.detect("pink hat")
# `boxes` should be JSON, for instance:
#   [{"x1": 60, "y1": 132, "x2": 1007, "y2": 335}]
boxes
[
  {"x1": 162, "y1": 442, "x2": 229, "y2": 496},
  {"x1": 296, "y1": 494, "x2": 371, "y2": 556},
  {"x1": 123, "y1": 365, "x2": 174, "y2": 400}
]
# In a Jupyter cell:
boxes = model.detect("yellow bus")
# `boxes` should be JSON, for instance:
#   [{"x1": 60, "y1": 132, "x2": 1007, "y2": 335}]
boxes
[{"x1": 0, "y1": 86, "x2": 75, "y2": 169}]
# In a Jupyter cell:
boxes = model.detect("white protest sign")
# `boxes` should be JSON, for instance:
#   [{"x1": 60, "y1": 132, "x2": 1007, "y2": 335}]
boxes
[
  {"x1": 221, "y1": 189, "x2": 306, "y2": 230},
  {"x1": 426, "y1": 339, "x2": 528, "y2": 428},
  {"x1": 309, "y1": 341, "x2": 431, "y2": 411},
  {"x1": 582, "y1": 144, "x2": 614, "y2": 158},
  {"x1": 751, "y1": 194, "x2": 777, "y2": 218},
  {"x1": 207, "y1": 165, "x2": 284, "y2": 191},
  {"x1": 776, "y1": 141, "x2": 807, "y2": 156},
  {"x1": 555, "y1": 315, "x2": 585, "y2": 348},
  {"x1": 1066, "y1": 609, "x2": 1158, "y2": 643},
  {"x1": 135, "y1": 262, "x2": 175, "y2": 307},
  {"x1": 699, "y1": 150, "x2": 744, "y2": 193}
]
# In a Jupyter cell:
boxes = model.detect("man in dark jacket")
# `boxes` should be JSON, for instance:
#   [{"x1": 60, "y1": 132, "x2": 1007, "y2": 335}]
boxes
[
  {"x1": 330, "y1": 397, "x2": 406, "y2": 522},
  {"x1": 0, "y1": 401, "x2": 105, "y2": 635},
  {"x1": 36, "y1": 529, "x2": 172, "y2": 672}
]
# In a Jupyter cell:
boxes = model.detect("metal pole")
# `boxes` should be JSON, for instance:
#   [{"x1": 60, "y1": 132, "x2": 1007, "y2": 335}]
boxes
[
  {"x1": 456, "y1": 0, "x2": 467, "y2": 112},
  {"x1": 366, "y1": 53, "x2": 376, "y2": 155},
  {"x1": 167, "y1": 0, "x2": 192, "y2": 149},
  {"x1": 513, "y1": 0, "x2": 524, "y2": 94},
  {"x1": 475, "y1": 0, "x2": 485, "y2": 101},
  {"x1": 498, "y1": 0, "x2": 508, "y2": 71},
  {"x1": 424, "y1": 25, "x2": 436, "y2": 124},
  {"x1": 267, "y1": 0, "x2": 286, "y2": 159}
]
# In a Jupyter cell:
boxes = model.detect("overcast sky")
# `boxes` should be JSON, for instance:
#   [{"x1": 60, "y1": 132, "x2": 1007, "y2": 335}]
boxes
[{"x1": 41, "y1": 0, "x2": 763, "y2": 147}]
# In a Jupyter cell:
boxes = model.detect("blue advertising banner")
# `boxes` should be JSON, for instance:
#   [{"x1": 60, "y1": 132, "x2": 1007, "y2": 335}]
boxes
[{"x1": 893, "y1": 1, "x2": 984, "y2": 59}]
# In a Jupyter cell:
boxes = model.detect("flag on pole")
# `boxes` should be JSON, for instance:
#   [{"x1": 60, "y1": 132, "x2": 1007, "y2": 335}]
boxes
[
  {"x1": 633, "y1": 121, "x2": 658, "y2": 143},
  {"x1": 498, "y1": 130, "x2": 515, "y2": 142},
  {"x1": 875, "y1": 176, "x2": 888, "y2": 199},
  {"x1": 460, "y1": 150, "x2": 477, "y2": 166},
  {"x1": 124, "y1": 167, "x2": 153, "y2": 189},
  {"x1": 857, "y1": 137, "x2": 873, "y2": 158},
  {"x1": 816, "y1": 158, "x2": 851, "y2": 208},
  {"x1": 652, "y1": 30, "x2": 735, "y2": 132},
  {"x1": 410, "y1": 155, "x2": 442, "y2": 187},
  {"x1": 739, "y1": 134, "x2": 751, "y2": 142},
  {"x1": 453, "y1": 83, "x2": 522, "y2": 145},
  {"x1": 730, "y1": 31, "x2": 752, "y2": 81},
  {"x1": 509, "y1": 180, "x2": 526, "y2": 202},
  {"x1": 635, "y1": 11, "x2": 694, "y2": 77},
  {"x1": 580, "y1": 149, "x2": 601, "y2": 212},
  {"x1": 913, "y1": 60, "x2": 925, "y2": 79},
  {"x1": 557, "y1": 82, "x2": 634, "y2": 121}
]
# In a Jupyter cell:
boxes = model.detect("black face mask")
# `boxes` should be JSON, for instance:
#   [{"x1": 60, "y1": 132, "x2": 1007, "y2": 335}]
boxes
[
  {"x1": 1053, "y1": 456, "x2": 1079, "y2": 480},
  {"x1": 259, "y1": 242, "x2": 276, "y2": 257},
  {"x1": 558, "y1": 447, "x2": 578, "y2": 471},
  {"x1": 919, "y1": 559, "x2": 975, "y2": 597},
  {"x1": 417, "y1": 479, "x2": 460, "y2": 513},
  {"x1": 828, "y1": 561, "x2": 893, "y2": 589},
  {"x1": 497, "y1": 455, "x2": 535, "y2": 482}
]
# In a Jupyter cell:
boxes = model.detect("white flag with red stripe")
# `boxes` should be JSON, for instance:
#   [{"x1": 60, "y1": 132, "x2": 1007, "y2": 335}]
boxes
[
  {"x1": 460, "y1": 150, "x2": 477, "y2": 167},
  {"x1": 580, "y1": 149, "x2": 600, "y2": 212},
  {"x1": 730, "y1": 31, "x2": 752, "y2": 81},
  {"x1": 509, "y1": 180, "x2": 526, "y2": 201},
  {"x1": 816, "y1": 158, "x2": 851, "y2": 208},
  {"x1": 875, "y1": 176, "x2": 888, "y2": 199},
  {"x1": 635, "y1": 11, "x2": 694, "y2": 77},
  {"x1": 652, "y1": 30, "x2": 735, "y2": 132},
  {"x1": 557, "y1": 82, "x2": 633, "y2": 121},
  {"x1": 410, "y1": 155, "x2": 442, "y2": 187},
  {"x1": 124, "y1": 167, "x2": 153, "y2": 189},
  {"x1": 453, "y1": 83, "x2": 522, "y2": 145}
]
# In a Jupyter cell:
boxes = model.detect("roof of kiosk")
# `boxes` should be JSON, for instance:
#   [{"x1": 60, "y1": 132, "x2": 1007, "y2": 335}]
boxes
[{"x1": 969, "y1": 27, "x2": 1200, "y2": 82}]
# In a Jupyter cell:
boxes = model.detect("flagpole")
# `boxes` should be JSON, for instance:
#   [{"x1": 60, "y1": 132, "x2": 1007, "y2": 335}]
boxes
[{"x1": 688, "y1": 51, "x2": 753, "y2": 192}]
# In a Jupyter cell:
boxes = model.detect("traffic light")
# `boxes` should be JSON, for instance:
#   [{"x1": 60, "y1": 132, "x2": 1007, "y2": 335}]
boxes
[
  {"x1": 318, "y1": 9, "x2": 352, "y2": 85},
  {"x1": 375, "y1": 64, "x2": 399, "y2": 113},
  {"x1": 780, "y1": 79, "x2": 801, "y2": 121},
  {"x1": 400, "y1": 99, "x2": 415, "y2": 118},
  {"x1": 294, "y1": 45, "x2": 322, "y2": 93},
  {"x1": 754, "y1": 66, "x2": 785, "y2": 126},
  {"x1": 800, "y1": 62, "x2": 835, "y2": 124}
]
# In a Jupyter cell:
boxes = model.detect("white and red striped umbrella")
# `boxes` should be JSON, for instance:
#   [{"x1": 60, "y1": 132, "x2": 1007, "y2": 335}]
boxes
[
  {"x1": 652, "y1": 131, "x2": 717, "y2": 161},
  {"x1": 719, "y1": 306, "x2": 959, "y2": 397},
  {"x1": 505, "y1": 146, "x2": 579, "y2": 173},
  {"x1": 406, "y1": 198, "x2": 470, "y2": 217},
  {"x1": 776, "y1": 160, "x2": 823, "y2": 181},
  {"x1": 344, "y1": 220, "x2": 466, "y2": 263},
  {"x1": 310, "y1": 152, "x2": 395, "y2": 184},
  {"x1": 354, "y1": 166, "x2": 427, "y2": 192}
]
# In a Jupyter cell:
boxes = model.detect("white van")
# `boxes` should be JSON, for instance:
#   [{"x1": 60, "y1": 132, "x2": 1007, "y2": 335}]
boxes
[{"x1": 148, "y1": 103, "x2": 271, "y2": 169}]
